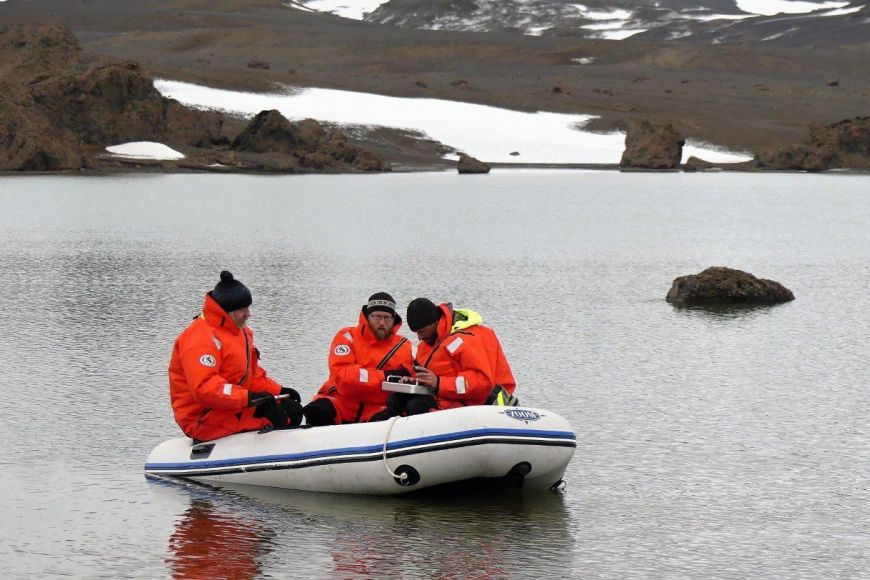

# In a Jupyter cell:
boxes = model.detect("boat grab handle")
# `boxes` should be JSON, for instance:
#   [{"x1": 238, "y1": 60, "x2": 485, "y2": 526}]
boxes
[{"x1": 382, "y1": 416, "x2": 408, "y2": 483}]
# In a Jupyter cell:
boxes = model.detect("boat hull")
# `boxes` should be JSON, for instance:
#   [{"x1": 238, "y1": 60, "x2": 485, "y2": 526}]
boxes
[{"x1": 145, "y1": 406, "x2": 575, "y2": 495}]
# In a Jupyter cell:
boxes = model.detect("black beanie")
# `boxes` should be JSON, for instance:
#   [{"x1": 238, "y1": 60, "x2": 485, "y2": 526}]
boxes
[
  {"x1": 211, "y1": 270, "x2": 252, "y2": 313},
  {"x1": 363, "y1": 292, "x2": 400, "y2": 324},
  {"x1": 406, "y1": 298, "x2": 441, "y2": 331}
]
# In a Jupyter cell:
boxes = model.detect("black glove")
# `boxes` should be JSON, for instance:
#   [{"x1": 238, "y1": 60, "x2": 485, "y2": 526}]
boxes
[
  {"x1": 280, "y1": 386, "x2": 301, "y2": 402},
  {"x1": 247, "y1": 391, "x2": 274, "y2": 407},
  {"x1": 384, "y1": 367, "x2": 411, "y2": 382}
]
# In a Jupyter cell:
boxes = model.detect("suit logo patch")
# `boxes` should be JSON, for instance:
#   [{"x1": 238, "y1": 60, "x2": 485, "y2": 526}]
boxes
[
  {"x1": 334, "y1": 344, "x2": 350, "y2": 356},
  {"x1": 199, "y1": 354, "x2": 216, "y2": 367}
]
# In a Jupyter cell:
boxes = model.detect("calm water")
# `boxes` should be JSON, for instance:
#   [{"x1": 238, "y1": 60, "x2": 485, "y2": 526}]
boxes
[{"x1": 0, "y1": 171, "x2": 868, "y2": 578}]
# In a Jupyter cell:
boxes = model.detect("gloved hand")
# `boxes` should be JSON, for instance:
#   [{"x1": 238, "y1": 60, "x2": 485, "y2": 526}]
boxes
[
  {"x1": 280, "y1": 386, "x2": 301, "y2": 402},
  {"x1": 247, "y1": 391, "x2": 274, "y2": 407}
]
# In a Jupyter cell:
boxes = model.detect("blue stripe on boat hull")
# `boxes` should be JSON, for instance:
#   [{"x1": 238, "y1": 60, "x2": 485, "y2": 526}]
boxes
[{"x1": 145, "y1": 429, "x2": 576, "y2": 477}]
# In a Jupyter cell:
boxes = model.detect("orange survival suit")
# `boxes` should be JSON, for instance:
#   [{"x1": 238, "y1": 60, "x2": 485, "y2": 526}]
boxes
[
  {"x1": 168, "y1": 293, "x2": 282, "y2": 441},
  {"x1": 312, "y1": 311, "x2": 414, "y2": 423},
  {"x1": 416, "y1": 303, "x2": 516, "y2": 409}
]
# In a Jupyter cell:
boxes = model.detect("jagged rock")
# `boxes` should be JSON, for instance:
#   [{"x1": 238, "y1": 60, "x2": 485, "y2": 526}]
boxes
[
  {"x1": 321, "y1": 130, "x2": 356, "y2": 162},
  {"x1": 353, "y1": 149, "x2": 386, "y2": 172},
  {"x1": 0, "y1": 24, "x2": 82, "y2": 81},
  {"x1": 230, "y1": 110, "x2": 304, "y2": 153},
  {"x1": 0, "y1": 24, "x2": 232, "y2": 171},
  {"x1": 300, "y1": 151, "x2": 337, "y2": 170},
  {"x1": 0, "y1": 94, "x2": 82, "y2": 171},
  {"x1": 755, "y1": 117, "x2": 870, "y2": 172},
  {"x1": 457, "y1": 154, "x2": 490, "y2": 174},
  {"x1": 166, "y1": 102, "x2": 228, "y2": 148},
  {"x1": 620, "y1": 120, "x2": 684, "y2": 169},
  {"x1": 682, "y1": 156, "x2": 716, "y2": 172},
  {"x1": 230, "y1": 110, "x2": 386, "y2": 171},
  {"x1": 296, "y1": 119, "x2": 325, "y2": 150},
  {"x1": 31, "y1": 61, "x2": 171, "y2": 145},
  {"x1": 666, "y1": 267, "x2": 794, "y2": 306}
]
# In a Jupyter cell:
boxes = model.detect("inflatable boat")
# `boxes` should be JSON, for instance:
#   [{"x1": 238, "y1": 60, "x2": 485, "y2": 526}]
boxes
[{"x1": 144, "y1": 406, "x2": 576, "y2": 495}]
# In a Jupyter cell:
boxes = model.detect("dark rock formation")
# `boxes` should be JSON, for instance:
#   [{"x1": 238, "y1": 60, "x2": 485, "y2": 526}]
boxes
[
  {"x1": 247, "y1": 59, "x2": 270, "y2": 70},
  {"x1": 0, "y1": 23, "x2": 229, "y2": 171},
  {"x1": 682, "y1": 156, "x2": 717, "y2": 172},
  {"x1": 0, "y1": 94, "x2": 83, "y2": 171},
  {"x1": 230, "y1": 109, "x2": 387, "y2": 172},
  {"x1": 457, "y1": 154, "x2": 490, "y2": 174},
  {"x1": 755, "y1": 117, "x2": 870, "y2": 172},
  {"x1": 666, "y1": 267, "x2": 794, "y2": 306},
  {"x1": 620, "y1": 120, "x2": 685, "y2": 169},
  {"x1": 0, "y1": 24, "x2": 386, "y2": 173}
]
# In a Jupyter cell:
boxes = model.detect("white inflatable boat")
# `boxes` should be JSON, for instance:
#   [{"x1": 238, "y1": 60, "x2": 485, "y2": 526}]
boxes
[{"x1": 144, "y1": 406, "x2": 576, "y2": 495}]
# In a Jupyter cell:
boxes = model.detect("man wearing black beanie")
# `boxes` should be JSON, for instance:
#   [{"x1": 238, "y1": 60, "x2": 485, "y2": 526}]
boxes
[
  {"x1": 303, "y1": 292, "x2": 415, "y2": 426},
  {"x1": 168, "y1": 271, "x2": 302, "y2": 441},
  {"x1": 389, "y1": 298, "x2": 516, "y2": 416}
]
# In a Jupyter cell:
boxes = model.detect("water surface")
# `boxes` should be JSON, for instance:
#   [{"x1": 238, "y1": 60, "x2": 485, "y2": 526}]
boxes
[{"x1": 0, "y1": 171, "x2": 867, "y2": 578}]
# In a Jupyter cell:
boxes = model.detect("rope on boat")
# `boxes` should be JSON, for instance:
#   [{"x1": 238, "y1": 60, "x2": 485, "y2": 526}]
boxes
[{"x1": 382, "y1": 415, "x2": 408, "y2": 482}]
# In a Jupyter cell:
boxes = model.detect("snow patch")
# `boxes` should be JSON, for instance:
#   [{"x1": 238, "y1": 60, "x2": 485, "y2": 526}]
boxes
[
  {"x1": 819, "y1": 4, "x2": 864, "y2": 14},
  {"x1": 735, "y1": 0, "x2": 849, "y2": 16},
  {"x1": 571, "y1": 57, "x2": 596, "y2": 64},
  {"x1": 154, "y1": 79, "x2": 751, "y2": 165},
  {"x1": 106, "y1": 142, "x2": 185, "y2": 160},
  {"x1": 301, "y1": 0, "x2": 389, "y2": 20}
]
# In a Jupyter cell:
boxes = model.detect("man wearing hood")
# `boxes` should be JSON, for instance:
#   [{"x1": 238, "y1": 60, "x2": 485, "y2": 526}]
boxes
[{"x1": 302, "y1": 292, "x2": 414, "y2": 426}]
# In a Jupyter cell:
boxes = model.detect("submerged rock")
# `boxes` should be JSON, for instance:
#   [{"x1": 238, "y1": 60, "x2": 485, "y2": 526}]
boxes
[
  {"x1": 457, "y1": 154, "x2": 490, "y2": 174},
  {"x1": 620, "y1": 120, "x2": 685, "y2": 169},
  {"x1": 666, "y1": 267, "x2": 794, "y2": 306}
]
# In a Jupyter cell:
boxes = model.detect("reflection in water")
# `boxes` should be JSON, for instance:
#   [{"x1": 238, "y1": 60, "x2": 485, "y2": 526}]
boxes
[
  {"x1": 154, "y1": 478, "x2": 574, "y2": 578},
  {"x1": 672, "y1": 302, "x2": 788, "y2": 320},
  {"x1": 157, "y1": 480, "x2": 276, "y2": 580}
]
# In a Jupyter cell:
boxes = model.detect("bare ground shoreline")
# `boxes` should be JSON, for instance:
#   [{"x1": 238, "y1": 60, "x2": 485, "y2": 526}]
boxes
[{"x1": 2, "y1": 0, "x2": 869, "y2": 171}]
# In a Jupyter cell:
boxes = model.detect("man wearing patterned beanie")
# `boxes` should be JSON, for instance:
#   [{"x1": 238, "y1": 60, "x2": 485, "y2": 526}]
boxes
[
  {"x1": 168, "y1": 270, "x2": 302, "y2": 441},
  {"x1": 303, "y1": 292, "x2": 414, "y2": 426}
]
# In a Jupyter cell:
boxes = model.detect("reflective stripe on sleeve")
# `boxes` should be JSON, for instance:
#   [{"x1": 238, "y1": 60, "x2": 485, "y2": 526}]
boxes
[
  {"x1": 344, "y1": 332, "x2": 353, "y2": 342},
  {"x1": 455, "y1": 375, "x2": 467, "y2": 395},
  {"x1": 359, "y1": 368, "x2": 369, "y2": 383},
  {"x1": 223, "y1": 383, "x2": 233, "y2": 396},
  {"x1": 446, "y1": 337, "x2": 463, "y2": 354}
]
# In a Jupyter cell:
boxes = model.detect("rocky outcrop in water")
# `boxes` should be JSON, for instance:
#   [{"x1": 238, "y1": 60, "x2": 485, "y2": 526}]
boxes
[
  {"x1": 754, "y1": 117, "x2": 870, "y2": 172},
  {"x1": 620, "y1": 120, "x2": 685, "y2": 170},
  {"x1": 457, "y1": 154, "x2": 490, "y2": 174},
  {"x1": 666, "y1": 267, "x2": 795, "y2": 306}
]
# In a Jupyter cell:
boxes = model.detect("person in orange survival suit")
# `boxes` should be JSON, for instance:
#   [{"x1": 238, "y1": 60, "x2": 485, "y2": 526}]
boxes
[
  {"x1": 384, "y1": 298, "x2": 516, "y2": 416},
  {"x1": 302, "y1": 292, "x2": 414, "y2": 426},
  {"x1": 168, "y1": 271, "x2": 303, "y2": 442}
]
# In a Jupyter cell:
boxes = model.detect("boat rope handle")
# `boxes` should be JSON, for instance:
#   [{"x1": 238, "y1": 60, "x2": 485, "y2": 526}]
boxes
[{"x1": 382, "y1": 415, "x2": 408, "y2": 482}]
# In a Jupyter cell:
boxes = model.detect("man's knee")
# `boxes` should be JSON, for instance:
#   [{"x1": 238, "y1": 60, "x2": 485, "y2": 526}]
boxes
[
  {"x1": 405, "y1": 395, "x2": 437, "y2": 416},
  {"x1": 303, "y1": 398, "x2": 337, "y2": 426}
]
